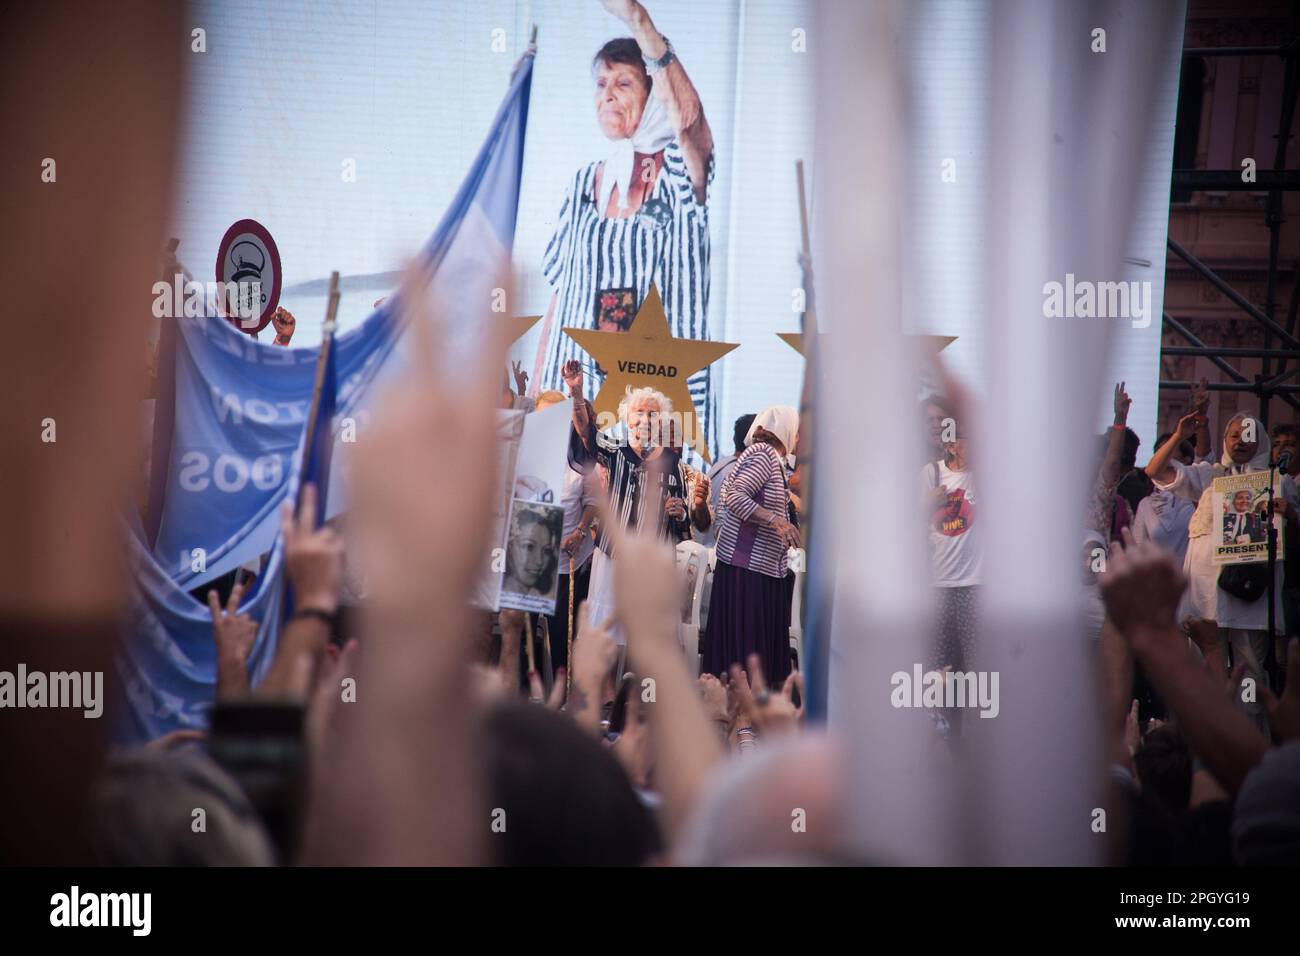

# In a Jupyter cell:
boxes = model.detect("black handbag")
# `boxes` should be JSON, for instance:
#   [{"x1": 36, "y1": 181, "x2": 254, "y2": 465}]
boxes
[{"x1": 1218, "y1": 562, "x2": 1270, "y2": 602}]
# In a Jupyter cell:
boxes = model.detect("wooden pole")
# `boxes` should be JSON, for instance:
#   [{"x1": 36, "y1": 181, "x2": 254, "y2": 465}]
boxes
[
  {"x1": 277, "y1": 272, "x2": 340, "y2": 619},
  {"x1": 524, "y1": 611, "x2": 537, "y2": 677},
  {"x1": 296, "y1": 271, "x2": 341, "y2": 507},
  {"x1": 567, "y1": 556, "x2": 575, "y2": 693},
  {"x1": 795, "y1": 160, "x2": 816, "y2": 334}
]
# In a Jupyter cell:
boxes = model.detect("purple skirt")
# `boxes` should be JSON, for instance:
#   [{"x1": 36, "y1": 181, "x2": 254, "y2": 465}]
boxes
[{"x1": 702, "y1": 560, "x2": 793, "y2": 683}]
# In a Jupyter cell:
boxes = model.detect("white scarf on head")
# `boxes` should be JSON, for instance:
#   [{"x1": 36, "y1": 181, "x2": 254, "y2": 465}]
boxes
[
  {"x1": 1188, "y1": 414, "x2": 1273, "y2": 538},
  {"x1": 745, "y1": 406, "x2": 800, "y2": 469},
  {"x1": 597, "y1": 91, "x2": 674, "y2": 215},
  {"x1": 1219, "y1": 413, "x2": 1272, "y2": 474}
]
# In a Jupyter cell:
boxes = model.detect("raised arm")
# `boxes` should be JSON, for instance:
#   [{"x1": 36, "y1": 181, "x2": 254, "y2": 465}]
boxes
[
  {"x1": 1144, "y1": 412, "x2": 1199, "y2": 484},
  {"x1": 1100, "y1": 530, "x2": 1270, "y2": 795},
  {"x1": 606, "y1": 0, "x2": 713, "y2": 204},
  {"x1": 562, "y1": 359, "x2": 597, "y2": 457},
  {"x1": 1097, "y1": 382, "x2": 1130, "y2": 492}
]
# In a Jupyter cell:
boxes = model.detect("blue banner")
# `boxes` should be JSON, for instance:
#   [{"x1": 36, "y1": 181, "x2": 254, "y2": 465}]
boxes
[{"x1": 119, "y1": 55, "x2": 533, "y2": 744}]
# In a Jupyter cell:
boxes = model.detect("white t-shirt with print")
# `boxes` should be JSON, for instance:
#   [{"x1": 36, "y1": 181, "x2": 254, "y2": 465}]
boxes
[{"x1": 922, "y1": 460, "x2": 981, "y2": 588}]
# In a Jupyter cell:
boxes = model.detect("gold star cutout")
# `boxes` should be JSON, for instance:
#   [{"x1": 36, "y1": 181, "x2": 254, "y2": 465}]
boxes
[
  {"x1": 505, "y1": 313, "x2": 542, "y2": 343},
  {"x1": 776, "y1": 331, "x2": 956, "y2": 356},
  {"x1": 564, "y1": 284, "x2": 738, "y2": 463}
]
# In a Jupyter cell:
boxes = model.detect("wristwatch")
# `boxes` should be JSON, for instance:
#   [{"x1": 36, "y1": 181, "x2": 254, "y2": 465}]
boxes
[{"x1": 643, "y1": 37, "x2": 675, "y2": 75}]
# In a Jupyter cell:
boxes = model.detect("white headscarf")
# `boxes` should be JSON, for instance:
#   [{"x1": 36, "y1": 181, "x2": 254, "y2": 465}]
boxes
[
  {"x1": 745, "y1": 406, "x2": 800, "y2": 469},
  {"x1": 1219, "y1": 412, "x2": 1272, "y2": 474},
  {"x1": 597, "y1": 90, "x2": 674, "y2": 215}
]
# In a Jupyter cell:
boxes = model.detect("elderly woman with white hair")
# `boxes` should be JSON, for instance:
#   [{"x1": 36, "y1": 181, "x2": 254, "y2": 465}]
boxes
[
  {"x1": 563, "y1": 360, "x2": 710, "y2": 642},
  {"x1": 1145, "y1": 409, "x2": 1300, "y2": 735},
  {"x1": 703, "y1": 406, "x2": 802, "y2": 683}
]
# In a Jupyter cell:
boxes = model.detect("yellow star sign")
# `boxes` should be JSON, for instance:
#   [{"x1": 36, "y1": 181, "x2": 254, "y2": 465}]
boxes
[
  {"x1": 777, "y1": 331, "x2": 956, "y2": 356},
  {"x1": 506, "y1": 313, "x2": 542, "y2": 343},
  {"x1": 564, "y1": 285, "x2": 738, "y2": 463}
]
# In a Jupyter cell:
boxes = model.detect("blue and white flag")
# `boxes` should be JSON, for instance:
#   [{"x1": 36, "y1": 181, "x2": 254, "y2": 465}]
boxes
[
  {"x1": 146, "y1": 54, "x2": 533, "y2": 590},
  {"x1": 120, "y1": 55, "x2": 534, "y2": 743}
]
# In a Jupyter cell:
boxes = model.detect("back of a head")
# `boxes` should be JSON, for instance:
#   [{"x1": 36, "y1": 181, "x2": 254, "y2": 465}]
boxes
[
  {"x1": 1233, "y1": 739, "x2": 1300, "y2": 865},
  {"x1": 89, "y1": 748, "x2": 275, "y2": 866},
  {"x1": 482, "y1": 702, "x2": 662, "y2": 866},
  {"x1": 1133, "y1": 724, "x2": 1192, "y2": 812},
  {"x1": 677, "y1": 734, "x2": 855, "y2": 865},
  {"x1": 733, "y1": 413, "x2": 756, "y2": 456}
]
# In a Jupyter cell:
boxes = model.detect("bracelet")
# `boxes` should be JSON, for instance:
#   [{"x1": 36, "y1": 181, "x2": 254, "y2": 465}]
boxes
[
  {"x1": 293, "y1": 606, "x2": 335, "y2": 626},
  {"x1": 643, "y1": 37, "x2": 675, "y2": 75}
]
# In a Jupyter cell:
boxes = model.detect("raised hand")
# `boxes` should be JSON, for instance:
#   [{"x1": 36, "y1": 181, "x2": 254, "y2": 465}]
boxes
[
  {"x1": 511, "y1": 359, "x2": 528, "y2": 396},
  {"x1": 1113, "y1": 381, "x2": 1131, "y2": 426},
  {"x1": 1099, "y1": 528, "x2": 1188, "y2": 647},
  {"x1": 728, "y1": 654, "x2": 803, "y2": 737},
  {"x1": 208, "y1": 581, "x2": 256, "y2": 699},
  {"x1": 283, "y1": 483, "x2": 345, "y2": 614},
  {"x1": 1190, "y1": 376, "x2": 1210, "y2": 416},
  {"x1": 562, "y1": 359, "x2": 584, "y2": 395},
  {"x1": 271, "y1": 306, "x2": 296, "y2": 345},
  {"x1": 568, "y1": 602, "x2": 618, "y2": 734},
  {"x1": 1175, "y1": 411, "x2": 1200, "y2": 443}
]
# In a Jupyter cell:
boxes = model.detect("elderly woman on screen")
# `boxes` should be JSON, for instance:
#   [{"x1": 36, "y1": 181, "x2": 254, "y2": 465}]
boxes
[
  {"x1": 537, "y1": 0, "x2": 718, "y2": 454},
  {"x1": 703, "y1": 406, "x2": 801, "y2": 683},
  {"x1": 563, "y1": 360, "x2": 709, "y2": 644}
]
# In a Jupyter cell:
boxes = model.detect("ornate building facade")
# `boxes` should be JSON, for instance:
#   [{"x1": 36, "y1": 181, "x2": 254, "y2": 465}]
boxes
[{"x1": 1160, "y1": 0, "x2": 1300, "y2": 440}]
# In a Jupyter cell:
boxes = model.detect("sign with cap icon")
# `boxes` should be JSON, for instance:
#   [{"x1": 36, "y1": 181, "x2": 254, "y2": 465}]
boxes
[{"x1": 215, "y1": 218, "x2": 281, "y2": 335}]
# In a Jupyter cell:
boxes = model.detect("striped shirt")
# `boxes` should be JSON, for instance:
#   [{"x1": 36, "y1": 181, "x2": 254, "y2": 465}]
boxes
[
  {"x1": 570, "y1": 411, "x2": 692, "y2": 558},
  {"x1": 541, "y1": 139, "x2": 717, "y2": 460},
  {"x1": 715, "y1": 443, "x2": 791, "y2": 579}
]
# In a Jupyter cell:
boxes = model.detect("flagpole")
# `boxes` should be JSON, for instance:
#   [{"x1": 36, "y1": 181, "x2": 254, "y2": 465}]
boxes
[
  {"x1": 297, "y1": 271, "x2": 341, "y2": 511},
  {"x1": 274, "y1": 272, "x2": 340, "y2": 621}
]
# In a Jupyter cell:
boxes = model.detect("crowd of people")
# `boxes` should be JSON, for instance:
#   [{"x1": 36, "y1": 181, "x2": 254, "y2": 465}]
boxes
[
  {"x1": 15, "y1": 0, "x2": 1300, "y2": 872},
  {"x1": 91, "y1": 320, "x2": 1300, "y2": 868}
]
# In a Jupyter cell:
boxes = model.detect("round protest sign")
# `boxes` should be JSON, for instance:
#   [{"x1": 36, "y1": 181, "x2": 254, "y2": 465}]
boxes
[{"x1": 215, "y1": 219, "x2": 282, "y2": 335}]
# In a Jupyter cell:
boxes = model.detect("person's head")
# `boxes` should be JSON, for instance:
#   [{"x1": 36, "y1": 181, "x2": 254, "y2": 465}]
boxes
[
  {"x1": 1156, "y1": 431, "x2": 1195, "y2": 466},
  {"x1": 1120, "y1": 427, "x2": 1141, "y2": 473},
  {"x1": 534, "y1": 389, "x2": 567, "y2": 412},
  {"x1": 1231, "y1": 490, "x2": 1253, "y2": 514},
  {"x1": 942, "y1": 416, "x2": 968, "y2": 467},
  {"x1": 1223, "y1": 413, "x2": 1263, "y2": 467},
  {"x1": 89, "y1": 749, "x2": 275, "y2": 866},
  {"x1": 592, "y1": 38, "x2": 651, "y2": 141},
  {"x1": 677, "y1": 735, "x2": 859, "y2": 865},
  {"x1": 921, "y1": 396, "x2": 951, "y2": 449},
  {"x1": 1133, "y1": 723, "x2": 1193, "y2": 813},
  {"x1": 733, "y1": 413, "x2": 757, "y2": 457},
  {"x1": 1233, "y1": 739, "x2": 1300, "y2": 865},
  {"x1": 507, "y1": 507, "x2": 561, "y2": 592},
  {"x1": 618, "y1": 385, "x2": 671, "y2": 453},
  {"x1": 746, "y1": 406, "x2": 800, "y2": 462},
  {"x1": 1271, "y1": 423, "x2": 1300, "y2": 475},
  {"x1": 481, "y1": 701, "x2": 663, "y2": 865}
]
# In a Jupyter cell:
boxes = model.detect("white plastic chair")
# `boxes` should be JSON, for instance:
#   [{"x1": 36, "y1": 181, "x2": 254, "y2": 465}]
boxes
[
  {"x1": 788, "y1": 551, "x2": 805, "y2": 671},
  {"x1": 675, "y1": 541, "x2": 711, "y2": 676}
]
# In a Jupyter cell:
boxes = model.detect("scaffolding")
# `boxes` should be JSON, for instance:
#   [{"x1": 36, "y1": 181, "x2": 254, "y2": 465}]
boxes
[{"x1": 1161, "y1": 39, "x2": 1300, "y2": 426}]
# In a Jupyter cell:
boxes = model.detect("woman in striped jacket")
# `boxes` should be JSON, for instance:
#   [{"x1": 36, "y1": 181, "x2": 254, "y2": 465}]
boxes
[{"x1": 703, "y1": 407, "x2": 802, "y2": 683}]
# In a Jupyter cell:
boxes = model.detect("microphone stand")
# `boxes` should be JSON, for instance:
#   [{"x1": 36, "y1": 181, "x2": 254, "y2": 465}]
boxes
[{"x1": 1267, "y1": 459, "x2": 1279, "y2": 650}]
